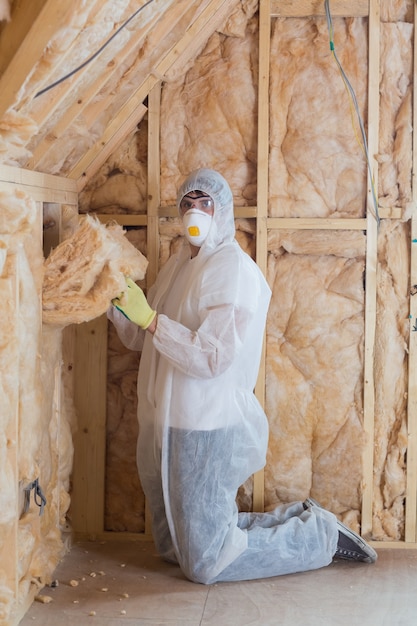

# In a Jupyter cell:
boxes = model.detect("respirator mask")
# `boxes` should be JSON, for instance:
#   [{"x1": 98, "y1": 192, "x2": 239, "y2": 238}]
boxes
[
  {"x1": 182, "y1": 209, "x2": 212, "y2": 246},
  {"x1": 180, "y1": 192, "x2": 214, "y2": 247}
]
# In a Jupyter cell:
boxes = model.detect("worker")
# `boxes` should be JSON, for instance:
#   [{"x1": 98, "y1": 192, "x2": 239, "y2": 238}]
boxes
[{"x1": 108, "y1": 168, "x2": 377, "y2": 584}]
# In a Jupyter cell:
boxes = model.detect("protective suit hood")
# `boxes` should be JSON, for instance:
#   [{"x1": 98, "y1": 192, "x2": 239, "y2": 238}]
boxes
[{"x1": 177, "y1": 168, "x2": 235, "y2": 251}]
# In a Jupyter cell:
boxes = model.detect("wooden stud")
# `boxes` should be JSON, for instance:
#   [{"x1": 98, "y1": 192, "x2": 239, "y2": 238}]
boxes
[
  {"x1": 361, "y1": 0, "x2": 380, "y2": 539},
  {"x1": 405, "y1": 2, "x2": 417, "y2": 544},
  {"x1": 142, "y1": 82, "x2": 162, "y2": 537},
  {"x1": 252, "y1": 0, "x2": 271, "y2": 514},
  {"x1": 42, "y1": 201, "x2": 65, "y2": 539},
  {"x1": 257, "y1": 0, "x2": 271, "y2": 280},
  {"x1": 71, "y1": 315, "x2": 108, "y2": 538},
  {"x1": 147, "y1": 82, "x2": 162, "y2": 290}
]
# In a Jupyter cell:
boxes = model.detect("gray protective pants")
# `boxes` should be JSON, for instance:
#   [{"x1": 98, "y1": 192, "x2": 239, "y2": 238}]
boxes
[{"x1": 138, "y1": 427, "x2": 338, "y2": 584}]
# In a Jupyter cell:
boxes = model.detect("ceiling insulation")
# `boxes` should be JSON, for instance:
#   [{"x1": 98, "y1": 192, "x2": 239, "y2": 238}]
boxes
[{"x1": 0, "y1": 0, "x2": 247, "y2": 185}]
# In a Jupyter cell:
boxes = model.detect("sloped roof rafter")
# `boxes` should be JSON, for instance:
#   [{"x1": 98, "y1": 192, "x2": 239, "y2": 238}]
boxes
[
  {"x1": 26, "y1": 2, "x2": 171, "y2": 170},
  {"x1": 0, "y1": 0, "x2": 76, "y2": 117},
  {"x1": 69, "y1": 0, "x2": 236, "y2": 188},
  {"x1": 21, "y1": 0, "x2": 121, "y2": 127}
]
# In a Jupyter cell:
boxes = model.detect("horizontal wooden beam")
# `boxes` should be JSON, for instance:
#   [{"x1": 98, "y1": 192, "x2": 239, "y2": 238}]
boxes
[
  {"x1": 93, "y1": 209, "x2": 401, "y2": 229},
  {"x1": 0, "y1": 164, "x2": 75, "y2": 190},
  {"x1": 92, "y1": 206, "x2": 259, "y2": 226},
  {"x1": 97, "y1": 212, "x2": 366, "y2": 230},
  {"x1": 267, "y1": 217, "x2": 367, "y2": 229},
  {"x1": 270, "y1": 0, "x2": 369, "y2": 17},
  {"x1": 159, "y1": 206, "x2": 258, "y2": 219},
  {"x1": 378, "y1": 207, "x2": 403, "y2": 219},
  {"x1": 0, "y1": 180, "x2": 77, "y2": 204},
  {"x1": 0, "y1": 164, "x2": 78, "y2": 203},
  {"x1": 88, "y1": 214, "x2": 147, "y2": 226}
]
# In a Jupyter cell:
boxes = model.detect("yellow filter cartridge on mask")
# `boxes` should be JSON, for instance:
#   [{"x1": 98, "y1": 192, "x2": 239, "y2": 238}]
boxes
[{"x1": 188, "y1": 226, "x2": 200, "y2": 236}]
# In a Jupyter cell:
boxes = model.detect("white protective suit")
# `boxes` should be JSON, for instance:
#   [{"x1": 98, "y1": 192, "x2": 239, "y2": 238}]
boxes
[{"x1": 109, "y1": 169, "x2": 338, "y2": 583}]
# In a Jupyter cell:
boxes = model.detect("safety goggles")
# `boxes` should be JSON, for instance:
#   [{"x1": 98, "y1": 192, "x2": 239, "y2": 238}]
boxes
[{"x1": 179, "y1": 193, "x2": 214, "y2": 215}]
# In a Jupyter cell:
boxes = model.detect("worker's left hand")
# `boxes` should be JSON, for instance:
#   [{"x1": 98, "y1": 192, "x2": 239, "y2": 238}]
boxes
[{"x1": 112, "y1": 277, "x2": 156, "y2": 330}]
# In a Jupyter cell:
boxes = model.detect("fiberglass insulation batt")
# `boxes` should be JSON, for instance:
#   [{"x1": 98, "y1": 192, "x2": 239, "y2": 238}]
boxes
[{"x1": 42, "y1": 215, "x2": 148, "y2": 326}]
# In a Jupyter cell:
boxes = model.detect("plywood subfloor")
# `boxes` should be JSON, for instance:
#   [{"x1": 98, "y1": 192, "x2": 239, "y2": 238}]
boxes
[{"x1": 19, "y1": 540, "x2": 417, "y2": 625}]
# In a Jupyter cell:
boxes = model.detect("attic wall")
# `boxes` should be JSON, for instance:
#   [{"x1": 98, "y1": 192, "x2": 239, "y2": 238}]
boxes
[
  {"x1": 265, "y1": 11, "x2": 412, "y2": 539},
  {"x1": 1, "y1": 0, "x2": 416, "y2": 620},
  {"x1": 0, "y1": 185, "x2": 78, "y2": 625},
  {"x1": 76, "y1": 2, "x2": 415, "y2": 542}
]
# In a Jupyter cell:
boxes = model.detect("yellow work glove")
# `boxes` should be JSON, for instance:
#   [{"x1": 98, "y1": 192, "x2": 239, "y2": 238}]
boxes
[{"x1": 112, "y1": 277, "x2": 157, "y2": 329}]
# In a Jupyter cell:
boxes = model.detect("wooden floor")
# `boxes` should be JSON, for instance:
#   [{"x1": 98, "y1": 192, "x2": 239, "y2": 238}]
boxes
[{"x1": 19, "y1": 540, "x2": 417, "y2": 625}]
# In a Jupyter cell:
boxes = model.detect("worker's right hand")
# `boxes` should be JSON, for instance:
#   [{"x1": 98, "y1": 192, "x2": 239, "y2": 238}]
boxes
[{"x1": 112, "y1": 277, "x2": 156, "y2": 330}]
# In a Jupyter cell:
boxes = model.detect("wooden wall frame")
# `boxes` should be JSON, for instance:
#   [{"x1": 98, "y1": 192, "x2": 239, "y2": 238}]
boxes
[
  {"x1": 2, "y1": 0, "x2": 415, "y2": 550},
  {"x1": 72, "y1": 0, "x2": 417, "y2": 548}
]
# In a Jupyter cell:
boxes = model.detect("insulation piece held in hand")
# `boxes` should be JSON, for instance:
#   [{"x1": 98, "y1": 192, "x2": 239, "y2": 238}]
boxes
[{"x1": 42, "y1": 215, "x2": 148, "y2": 326}]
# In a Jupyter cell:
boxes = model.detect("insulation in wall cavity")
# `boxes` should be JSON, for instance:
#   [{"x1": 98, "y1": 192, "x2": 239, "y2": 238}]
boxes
[
  {"x1": 378, "y1": 22, "x2": 413, "y2": 210},
  {"x1": 372, "y1": 219, "x2": 410, "y2": 540},
  {"x1": 105, "y1": 228, "x2": 147, "y2": 532},
  {"x1": 160, "y1": 17, "x2": 259, "y2": 203},
  {"x1": 78, "y1": 124, "x2": 149, "y2": 216},
  {"x1": 0, "y1": 189, "x2": 74, "y2": 623},
  {"x1": 269, "y1": 16, "x2": 368, "y2": 218},
  {"x1": 264, "y1": 230, "x2": 366, "y2": 532}
]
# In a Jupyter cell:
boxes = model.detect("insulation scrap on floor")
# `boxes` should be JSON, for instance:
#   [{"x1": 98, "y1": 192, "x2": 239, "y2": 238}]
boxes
[{"x1": 42, "y1": 215, "x2": 148, "y2": 326}]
